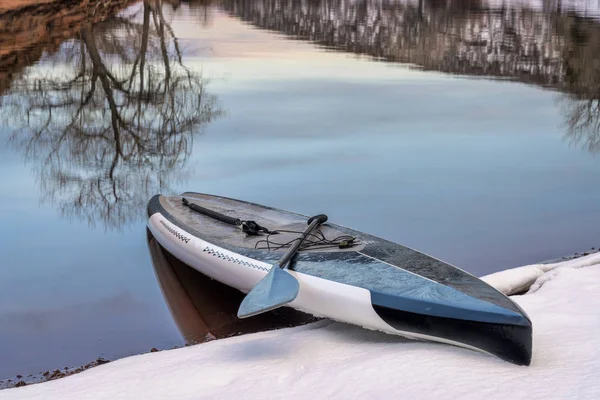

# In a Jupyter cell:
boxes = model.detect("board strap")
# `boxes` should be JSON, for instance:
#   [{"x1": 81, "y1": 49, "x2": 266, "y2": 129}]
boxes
[{"x1": 181, "y1": 198, "x2": 273, "y2": 235}]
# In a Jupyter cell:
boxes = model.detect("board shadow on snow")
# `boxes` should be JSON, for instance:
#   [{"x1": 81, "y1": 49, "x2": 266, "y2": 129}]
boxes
[
  {"x1": 320, "y1": 322, "x2": 412, "y2": 345},
  {"x1": 323, "y1": 323, "x2": 512, "y2": 365},
  {"x1": 219, "y1": 335, "x2": 300, "y2": 361},
  {"x1": 320, "y1": 322, "x2": 512, "y2": 363}
]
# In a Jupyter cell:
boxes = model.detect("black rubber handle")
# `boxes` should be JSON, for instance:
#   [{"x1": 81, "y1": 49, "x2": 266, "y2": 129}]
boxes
[
  {"x1": 307, "y1": 214, "x2": 328, "y2": 225},
  {"x1": 182, "y1": 198, "x2": 242, "y2": 226}
]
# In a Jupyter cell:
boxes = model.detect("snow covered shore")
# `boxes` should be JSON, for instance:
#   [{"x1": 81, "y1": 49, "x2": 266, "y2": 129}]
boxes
[
  {"x1": 2, "y1": 254, "x2": 600, "y2": 400},
  {"x1": 482, "y1": 250, "x2": 600, "y2": 295}
]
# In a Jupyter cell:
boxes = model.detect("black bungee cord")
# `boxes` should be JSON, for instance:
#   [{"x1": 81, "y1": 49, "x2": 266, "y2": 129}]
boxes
[{"x1": 182, "y1": 197, "x2": 357, "y2": 250}]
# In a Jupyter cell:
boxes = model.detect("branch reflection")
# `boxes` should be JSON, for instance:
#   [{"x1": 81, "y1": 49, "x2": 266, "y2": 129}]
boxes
[
  {"x1": 222, "y1": 0, "x2": 600, "y2": 155},
  {"x1": 561, "y1": 15, "x2": 600, "y2": 154},
  {"x1": 2, "y1": 0, "x2": 222, "y2": 230}
]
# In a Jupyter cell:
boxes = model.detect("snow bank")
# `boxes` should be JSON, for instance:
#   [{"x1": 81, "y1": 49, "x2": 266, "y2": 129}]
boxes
[
  {"x1": 482, "y1": 251, "x2": 600, "y2": 295},
  {"x1": 2, "y1": 261, "x2": 600, "y2": 400}
]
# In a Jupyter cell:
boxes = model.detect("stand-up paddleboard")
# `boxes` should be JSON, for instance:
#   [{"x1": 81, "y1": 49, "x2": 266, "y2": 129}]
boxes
[{"x1": 147, "y1": 192, "x2": 532, "y2": 365}]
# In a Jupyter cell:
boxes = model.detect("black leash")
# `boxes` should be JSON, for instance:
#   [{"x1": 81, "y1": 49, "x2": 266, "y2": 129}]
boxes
[
  {"x1": 181, "y1": 198, "x2": 274, "y2": 236},
  {"x1": 181, "y1": 197, "x2": 357, "y2": 248}
]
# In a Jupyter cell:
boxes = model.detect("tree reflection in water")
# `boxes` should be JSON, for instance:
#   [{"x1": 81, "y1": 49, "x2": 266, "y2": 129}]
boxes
[
  {"x1": 563, "y1": 97, "x2": 600, "y2": 154},
  {"x1": 3, "y1": 0, "x2": 600, "y2": 235},
  {"x1": 221, "y1": 0, "x2": 600, "y2": 155},
  {"x1": 2, "y1": 0, "x2": 222, "y2": 230},
  {"x1": 561, "y1": 16, "x2": 600, "y2": 155}
]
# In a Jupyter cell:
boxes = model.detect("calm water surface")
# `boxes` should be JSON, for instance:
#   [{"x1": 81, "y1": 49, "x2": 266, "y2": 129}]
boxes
[{"x1": 1, "y1": 0, "x2": 600, "y2": 379}]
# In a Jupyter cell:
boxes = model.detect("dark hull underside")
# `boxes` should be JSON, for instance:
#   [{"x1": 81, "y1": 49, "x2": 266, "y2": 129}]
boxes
[
  {"x1": 147, "y1": 192, "x2": 533, "y2": 365},
  {"x1": 372, "y1": 304, "x2": 532, "y2": 365}
]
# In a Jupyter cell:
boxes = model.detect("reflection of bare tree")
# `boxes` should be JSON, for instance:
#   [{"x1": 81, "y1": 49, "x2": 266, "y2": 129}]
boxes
[
  {"x1": 178, "y1": 0, "x2": 215, "y2": 26},
  {"x1": 563, "y1": 99, "x2": 600, "y2": 153},
  {"x1": 560, "y1": 15, "x2": 600, "y2": 154},
  {"x1": 222, "y1": 0, "x2": 570, "y2": 86},
  {"x1": 223, "y1": 0, "x2": 600, "y2": 155},
  {"x1": 1, "y1": 0, "x2": 222, "y2": 229}
]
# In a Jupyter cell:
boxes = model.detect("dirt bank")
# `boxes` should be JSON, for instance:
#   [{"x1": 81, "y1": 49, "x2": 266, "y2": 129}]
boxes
[
  {"x1": 0, "y1": 0, "x2": 57, "y2": 14},
  {"x1": 0, "y1": 0, "x2": 137, "y2": 94}
]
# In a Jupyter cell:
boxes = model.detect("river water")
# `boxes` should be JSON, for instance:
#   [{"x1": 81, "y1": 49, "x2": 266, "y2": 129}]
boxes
[{"x1": 1, "y1": 0, "x2": 600, "y2": 381}]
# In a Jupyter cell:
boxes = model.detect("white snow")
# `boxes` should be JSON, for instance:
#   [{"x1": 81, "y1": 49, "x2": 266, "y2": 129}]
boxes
[
  {"x1": 2, "y1": 254, "x2": 600, "y2": 400},
  {"x1": 482, "y1": 251, "x2": 600, "y2": 295}
]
